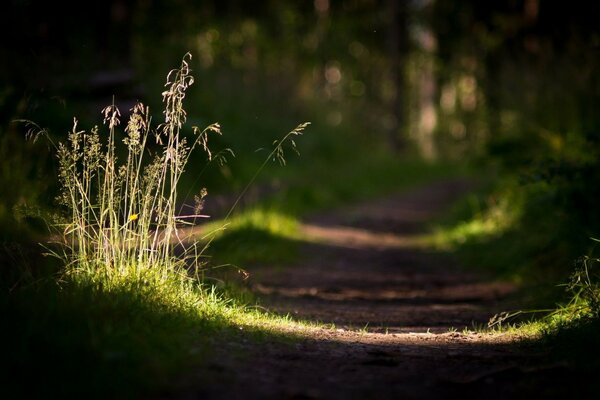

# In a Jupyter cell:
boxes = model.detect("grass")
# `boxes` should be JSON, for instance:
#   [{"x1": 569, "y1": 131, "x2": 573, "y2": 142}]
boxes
[
  {"x1": 428, "y1": 193, "x2": 517, "y2": 251},
  {"x1": 427, "y1": 171, "x2": 600, "y2": 371},
  {"x1": 4, "y1": 54, "x2": 316, "y2": 398},
  {"x1": 205, "y1": 208, "x2": 301, "y2": 267},
  {"x1": 486, "y1": 255, "x2": 600, "y2": 379},
  {"x1": 425, "y1": 174, "x2": 582, "y2": 284},
  {"x1": 3, "y1": 259, "x2": 313, "y2": 398}
]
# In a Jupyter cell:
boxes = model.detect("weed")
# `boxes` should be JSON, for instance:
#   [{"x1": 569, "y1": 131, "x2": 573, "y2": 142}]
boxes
[
  {"x1": 544, "y1": 252, "x2": 600, "y2": 328},
  {"x1": 24, "y1": 54, "x2": 216, "y2": 288},
  {"x1": 484, "y1": 247, "x2": 600, "y2": 338},
  {"x1": 26, "y1": 52, "x2": 309, "y2": 289},
  {"x1": 224, "y1": 122, "x2": 310, "y2": 220}
]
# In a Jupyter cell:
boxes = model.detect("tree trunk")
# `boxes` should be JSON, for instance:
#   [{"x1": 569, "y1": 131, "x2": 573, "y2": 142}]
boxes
[{"x1": 386, "y1": 0, "x2": 409, "y2": 152}]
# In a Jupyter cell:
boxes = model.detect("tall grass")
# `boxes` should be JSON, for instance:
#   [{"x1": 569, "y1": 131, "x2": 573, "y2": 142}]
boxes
[
  {"x1": 545, "y1": 251, "x2": 600, "y2": 327},
  {"x1": 27, "y1": 52, "x2": 310, "y2": 288},
  {"x1": 19, "y1": 50, "x2": 313, "y2": 317},
  {"x1": 6, "y1": 53, "x2": 313, "y2": 397},
  {"x1": 45, "y1": 54, "x2": 214, "y2": 286}
]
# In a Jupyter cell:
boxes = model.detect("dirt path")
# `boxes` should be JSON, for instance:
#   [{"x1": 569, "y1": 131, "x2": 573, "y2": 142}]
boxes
[
  {"x1": 251, "y1": 178, "x2": 515, "y2": 334},
  {"x1": 165, "y1": 179, "x2": 576, "y2": 399}
]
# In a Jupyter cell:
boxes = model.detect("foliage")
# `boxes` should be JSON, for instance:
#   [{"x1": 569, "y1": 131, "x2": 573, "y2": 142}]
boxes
[
  {"x1": 206, "y1": 209, "x2": 300, "y2": 267},
  {"x1": 532, "y1": 252, "x2": 600, "y2": 374},
  {"x1": 2, "y1": 249, "x2": 308, "y2": 398},
  {"x1": 429, "y1": 184, "x2": 518, "y2": 251},
  {"x1": 17, "y1": 56, "x2": 228, "y2": 310},
  {"x1": 4, "y1": 266, "x2": 215, "y2": 398},
  {"x1": 547, "y1": 253, "x2": 600, "y2": 326}
]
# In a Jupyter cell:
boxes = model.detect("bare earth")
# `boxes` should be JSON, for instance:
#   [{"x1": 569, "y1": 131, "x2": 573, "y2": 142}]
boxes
[{"x1": 164, "y1": 179, "x2": 580, "y2": 399}]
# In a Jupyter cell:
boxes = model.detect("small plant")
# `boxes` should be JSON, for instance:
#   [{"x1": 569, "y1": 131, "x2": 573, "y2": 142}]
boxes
[
  {"x1": 24, "y1": 52, "x2": 309, "y2": 297},
  {"x1": 548, "y1": 251, "x2": 600, "y2": 326},
  {"x1": 567, "y1": 254, "x2": 600, "y2": 315},
  {"x1": 359, "y1": 322, "x2": 370, "y2": 333},
  {"x1": 10, "y1": 53, "x2": 314, "y2": 398},
  {"x1": 486, "y1": 243, "x2": 600, "y2": 334},
  {"x1": 25, "y1": 54, "x2": 221, "y2": 290}
]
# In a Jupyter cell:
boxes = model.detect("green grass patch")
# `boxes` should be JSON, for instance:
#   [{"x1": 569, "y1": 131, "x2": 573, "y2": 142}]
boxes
[
  {"x1": 428, "y1": 192, "x2": 517, "y2": 251},
  {"x1": 425, "y1": 174, "x2": 586, "y2": 284},
  {"x1": 497, "y1": 255, "x2": 600, "y2": 375},
  {"x1": 3, "y1": 259, "x2": 312, "y2": 399},
  {"x1": 205, "y1": 209, "x2": 300, "y2": 267}
]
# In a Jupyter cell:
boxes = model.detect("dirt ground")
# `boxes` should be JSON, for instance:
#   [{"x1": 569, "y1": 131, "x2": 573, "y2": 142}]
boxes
[{"x1": 161, "y1": 179, "x2": 588, "y2": 399}]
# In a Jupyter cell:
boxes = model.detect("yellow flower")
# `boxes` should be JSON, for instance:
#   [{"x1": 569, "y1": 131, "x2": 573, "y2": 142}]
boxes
[{"x1": 128, "y1": 214, "x2": 139, "y2": 221}]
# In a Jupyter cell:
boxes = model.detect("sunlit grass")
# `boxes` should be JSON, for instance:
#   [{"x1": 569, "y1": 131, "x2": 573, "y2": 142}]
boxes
[
  {"x1": 431, "y1": 182, "x2": 600, "y2": 349},
  {"x1": 5, "y1": 260, "x2": 318, "y2": 398},
  {"x1": 208, "y1": 208, "x2": 300, "y2": 242},
  {"x1": 203, "y1": 208, "x2": 301, "y2": 267},
  {"x1": 5, "y1": 54, "x2": 315, "y2": 398},
  {"x1": 426, "y1": 191, "x2": 519, "y2": 251}
]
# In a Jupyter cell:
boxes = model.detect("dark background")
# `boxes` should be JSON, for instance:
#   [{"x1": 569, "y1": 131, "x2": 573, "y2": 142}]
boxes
[{"x1": 1, "y1": 0, "x2": 599, "y2": 277}]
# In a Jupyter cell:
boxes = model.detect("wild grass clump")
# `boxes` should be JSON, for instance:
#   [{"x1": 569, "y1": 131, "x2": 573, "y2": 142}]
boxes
[
  {"x1": 7, "y1": 53, "x2": 314, "y2": 398},
  {"x1": 429, "y1": 191, "x2": 518, "y2": 250},
  {"x1": 544, "y1": 252, "x2": 600, "y2": 328},
  {"x1": 482, "y1": 244, "x2": 600, "y2": 338},
  {"x1": 24, "y1": 53, "x2": 226, "y2": 293},
  {"x1": 22, "y1": 49, "x2": 311, "y2": 314},
  {"x1": 515, "y1": 251, "x2": 600, "y2": 373},
  {"x1": 7, "y1": 54, "x2": 223, "y2": 397}
]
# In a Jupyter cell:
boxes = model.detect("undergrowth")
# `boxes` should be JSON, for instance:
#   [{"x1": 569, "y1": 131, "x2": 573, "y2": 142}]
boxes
[
  {"x1": 535, "y1": 252, "x2": 600, "y2": 347},
  {"x1": 508, "y1": 253, "x2": 600, "y2": 372},
  {"x1": 431, "y1": 174, "x2": 600, "y2": 357}
]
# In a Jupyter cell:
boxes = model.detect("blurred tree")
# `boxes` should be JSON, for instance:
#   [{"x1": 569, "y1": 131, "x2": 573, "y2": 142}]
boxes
[
  {"x1": 385, "y1": 0, "x2": 409, "y2": 152},
  {"x1": 1, "y1": 0, "x2": 598, "y2": 167}
]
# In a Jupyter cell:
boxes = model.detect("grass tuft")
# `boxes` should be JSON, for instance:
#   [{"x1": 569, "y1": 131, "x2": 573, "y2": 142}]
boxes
[{"x1": 4, "y1": 53, "x2": 314, "y2": 398}]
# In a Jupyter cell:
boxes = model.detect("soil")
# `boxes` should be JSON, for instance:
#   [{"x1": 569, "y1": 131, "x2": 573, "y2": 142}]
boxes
[{"x1": 160, "y1": 179, "x2": 587, "y2": 399}]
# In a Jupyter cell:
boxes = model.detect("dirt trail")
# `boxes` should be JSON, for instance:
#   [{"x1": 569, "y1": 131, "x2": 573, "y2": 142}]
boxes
[
  {"x1": 166, "y1": 179, "x2": 577, "y2": 400},
  {"x1": 252, "y1": 178, "x2": 515, "y2": 333}
]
